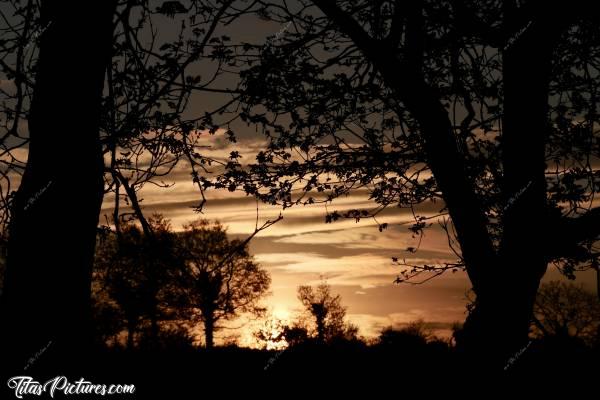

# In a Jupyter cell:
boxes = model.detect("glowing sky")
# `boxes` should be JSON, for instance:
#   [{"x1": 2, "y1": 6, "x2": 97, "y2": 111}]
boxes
[
  {"x1": 3, "y1": 7, "x2": 597, "y2": 347},
  {"x1": 99, "y1": 131, "x2": 599, "y2": 346}
]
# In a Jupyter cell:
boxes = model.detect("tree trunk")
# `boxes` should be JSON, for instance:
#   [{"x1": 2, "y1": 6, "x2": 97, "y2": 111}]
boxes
[
  {"x1": 314, "y1": 0, "x2": 593, "y2": 369},
  {"x1": 316, "y1": 316, "x2": 325, "y2": 344},
  {"x1": 204, "y1": 317, "x2": 215, "y2": 349},
  {"x1": 0, "y1": 0, "x2": 116, "y2": 370},
  {"x1": 461, "y1": 8, "x2": 559, "y2": 368},
  {"x1": 456, "y1": 7, "x2": 566, "y2": 370},
  {"x1": 312, "y1": 0, "x2": 547, "y2": 369}
]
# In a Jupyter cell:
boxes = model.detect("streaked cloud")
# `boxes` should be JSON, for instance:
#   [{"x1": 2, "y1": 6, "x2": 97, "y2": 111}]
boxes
[
  {"x1": 97, "y1": 128, "x2": 600, "y2": 345},
  {"x1": 96, "y1": 132, "x2": 471, "y2": 343}
]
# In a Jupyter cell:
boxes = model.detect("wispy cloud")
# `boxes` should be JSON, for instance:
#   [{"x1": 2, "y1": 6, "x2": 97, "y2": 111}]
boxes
[{"x1": 97, "y1": 132, "x2": 472, "y2": 343}]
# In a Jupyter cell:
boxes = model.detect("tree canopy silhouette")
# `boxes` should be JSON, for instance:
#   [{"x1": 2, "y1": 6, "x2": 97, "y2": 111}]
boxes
[
  {"x1": 179, "y1": 219, "x2": 271, "y2": 348},
  {"x1": 533, "y1": 281, "x2": 600, "y2": 346},
  {"x1": 94, "y1": 214, "x2": 186, "y2": 349},
  {"x1": 297, "y1": 282, "x2": 357, "y2": 344},
  {"x1": 203, "y1": 0, "x2": 600, "y2": 368}
]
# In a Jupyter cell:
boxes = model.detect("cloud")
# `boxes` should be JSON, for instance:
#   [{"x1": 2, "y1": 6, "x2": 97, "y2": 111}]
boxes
[
  {"x1": 273, "y1": 223, "x2": 455, "y2": 256},
  {"x1": 94, "y1": 129, "x2": 472, "y2": 344}
]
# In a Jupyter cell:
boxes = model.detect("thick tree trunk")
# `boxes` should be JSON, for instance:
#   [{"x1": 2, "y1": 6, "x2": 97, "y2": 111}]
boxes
[
  {"x1": 459, "y1": 8, "x2": 559, "y2": 369},
  {"x1": 0, "y1": 0, "x2": 116, "y2": 371}
]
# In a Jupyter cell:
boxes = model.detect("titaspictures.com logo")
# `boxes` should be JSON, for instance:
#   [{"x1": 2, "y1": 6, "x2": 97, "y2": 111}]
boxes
[{"x1": 7, "y1": 376, "x2": 136, "y2": 398}]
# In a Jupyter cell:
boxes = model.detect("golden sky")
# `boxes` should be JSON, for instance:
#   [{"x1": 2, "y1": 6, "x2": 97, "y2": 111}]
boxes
[{"x1": 99, "y1": 130, "x2": 599, "y2": 347}]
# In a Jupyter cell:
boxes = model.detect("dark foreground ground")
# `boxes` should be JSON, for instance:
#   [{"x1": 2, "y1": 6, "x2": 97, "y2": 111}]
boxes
[{"x1": 1, "y1": 339, "x2": 598, "y2": 398}]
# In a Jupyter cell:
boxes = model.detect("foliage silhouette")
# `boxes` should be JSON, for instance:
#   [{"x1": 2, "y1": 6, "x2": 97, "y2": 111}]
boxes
[
  {"x1": 205, "y1": 0, "x2": 600, "y2": 368},
  {"x1": 0, "y1": 0, "x2": 599, "y2": 380},
  {"x1": 297, "y1": 281, "x2": 358, "y2": 344},
  {"x1": 179, "y1": 219, "x2": 271, "y2": 349},
  {"x1": 93, "y1": 214, "x2": 187, "y2": 349},
  {"x1": 533, "y1": 281, "x2": 600, "y2": 346},
  {"x1": 378, "y1": 320, "x2": 432, "y2": 349}
]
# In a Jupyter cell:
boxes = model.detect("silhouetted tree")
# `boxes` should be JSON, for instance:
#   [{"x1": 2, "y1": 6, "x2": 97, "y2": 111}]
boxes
[
  {"x1": 0, "y1": 0, "x2": 118, "y2": 363},
  {"x1": 180, "y1": 219, "x2": 270, "y2": 349},
  {"x1": 378, "y1": 320, "x2": 431, "y2": 349},
  {"x1": 297, "y1": 282, "x2": 356, "y2": 344},
  {"x1": 210, "y1": 0, "x2": 600, "y2": 367},
  {"x1": 0, "y1": 0, "x2": 258, "y2": 365},
  {"x1": 533, "y1": 281, "x2": 600, "y2": 346},
  {"x1": 94, "y1": 214, "x2": 186, "y2": 349},
  {"x1": 282, "y1": 324, "x2": 311, "y2": 347}
]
